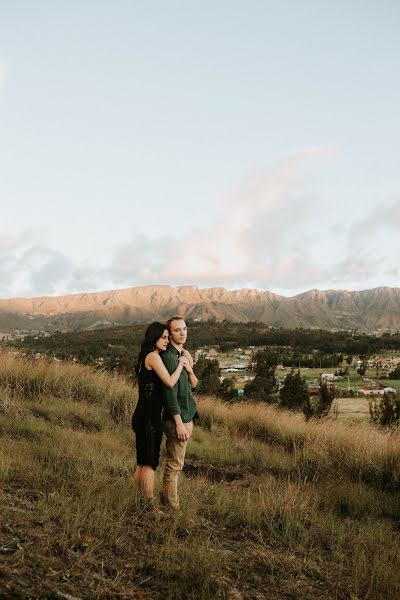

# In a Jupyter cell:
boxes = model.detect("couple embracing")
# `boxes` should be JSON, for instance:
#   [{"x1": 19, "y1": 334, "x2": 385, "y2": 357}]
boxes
[{"x1": 132, "y1": 316, "x2": 198, "y2": 510}]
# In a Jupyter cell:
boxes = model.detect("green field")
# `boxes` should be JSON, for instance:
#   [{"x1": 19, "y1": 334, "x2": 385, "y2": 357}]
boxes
[{"x1": 218, "y1": 355, "x2": 400, "y2": 423}]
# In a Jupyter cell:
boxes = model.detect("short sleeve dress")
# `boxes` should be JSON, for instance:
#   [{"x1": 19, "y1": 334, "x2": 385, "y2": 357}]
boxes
[{"x1": 131, "y1": 363, "x2": 164, "y2": 470}]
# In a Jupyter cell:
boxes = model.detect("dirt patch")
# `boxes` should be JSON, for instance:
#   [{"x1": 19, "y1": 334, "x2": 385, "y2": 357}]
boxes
[{"x1": 183, "y1": 459, "x2": 255, "y2": 483}]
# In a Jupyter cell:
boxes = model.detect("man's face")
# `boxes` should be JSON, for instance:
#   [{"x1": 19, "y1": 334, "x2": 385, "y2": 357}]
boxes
[{"x1": 169, "y1": 319, "x2": 187, "y2": 345}]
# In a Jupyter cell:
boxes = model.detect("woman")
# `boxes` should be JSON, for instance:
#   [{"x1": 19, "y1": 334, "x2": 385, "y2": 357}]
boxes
[{"x1": 132, "y1": 322, "x2": 189, "y2": 501}]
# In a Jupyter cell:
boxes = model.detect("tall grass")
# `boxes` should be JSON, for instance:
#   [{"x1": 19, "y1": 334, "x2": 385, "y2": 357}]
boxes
[
  {"x1": 1, "y1": 349, "x2": 400, "y2": 599},
  {"x1": 199, "y1": 396, "x2": 400, "y2": 491},
  {"x1": 0, "y1": 349, "x2": 135, "y2": 423}
]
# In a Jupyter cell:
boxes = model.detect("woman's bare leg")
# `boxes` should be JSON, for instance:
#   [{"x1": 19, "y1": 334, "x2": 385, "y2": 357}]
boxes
[
  {"x1": 133, "y1": 465, "x2": 143, "y2": 487},
  {"x1": 140, "y1": 466, "x2": 155, "y2": 499}
]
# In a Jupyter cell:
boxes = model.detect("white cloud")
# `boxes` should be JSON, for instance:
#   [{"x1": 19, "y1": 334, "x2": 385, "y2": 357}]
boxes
[
  {"x1": 1, "y1": 149, "x2": 400, "y2": 298},
  {"x1": 157, "y1": 148, "x2": 339, "y2": 288},
  {"x1": 350, "y1": 199, "x2": 400, "y2": 239},
  {"x1": 0, "y1": 234, "x2": 74, "y2": 297},
  {"x1": 108, "y1": 234, "x2": 176, "y2": 283}
]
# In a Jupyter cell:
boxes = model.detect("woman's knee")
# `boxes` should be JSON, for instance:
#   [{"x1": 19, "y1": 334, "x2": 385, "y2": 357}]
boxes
[{"x1": 141, "y1": 465, "x2": 155, "y2": 475}]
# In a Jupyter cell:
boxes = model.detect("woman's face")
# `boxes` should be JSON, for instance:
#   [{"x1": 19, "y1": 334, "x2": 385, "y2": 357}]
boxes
[{"x1": 155, "y1": 329, "x2": 169, "y2": 352}]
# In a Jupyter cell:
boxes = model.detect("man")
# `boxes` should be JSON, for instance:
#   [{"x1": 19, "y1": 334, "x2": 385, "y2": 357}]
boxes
[{"x1": 161, "y1": 316, "x2": 198, "y2": 509}]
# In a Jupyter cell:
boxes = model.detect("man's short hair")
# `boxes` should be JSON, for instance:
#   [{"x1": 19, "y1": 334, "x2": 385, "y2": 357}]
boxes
[{"x1": 166, "y1": 315, "x2": 185, "y2": 332}]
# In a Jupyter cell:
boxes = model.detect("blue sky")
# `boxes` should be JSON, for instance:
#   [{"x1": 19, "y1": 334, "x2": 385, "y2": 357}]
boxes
[{"x1": 1, "y1": 1, "x2": 399, "y2": 298}]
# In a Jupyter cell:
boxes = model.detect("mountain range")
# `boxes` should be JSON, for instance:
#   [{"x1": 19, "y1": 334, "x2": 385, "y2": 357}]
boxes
[{"x1": 0, "y1": 285, "x2": 400, "y2": 334}]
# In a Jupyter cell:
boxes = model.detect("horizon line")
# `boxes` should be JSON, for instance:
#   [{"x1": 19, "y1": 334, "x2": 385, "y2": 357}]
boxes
[{"x1": 1, "y1": 283, "x2": 399, "y2": 303}]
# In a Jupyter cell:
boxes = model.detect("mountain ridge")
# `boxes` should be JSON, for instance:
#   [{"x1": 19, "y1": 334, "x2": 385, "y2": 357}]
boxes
[{"x1": 1, "y1": 285, "x2": 400, "y2": 333}]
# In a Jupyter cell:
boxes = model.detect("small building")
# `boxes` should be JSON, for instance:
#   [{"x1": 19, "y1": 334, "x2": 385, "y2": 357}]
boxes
[
  {"x1": 321, "y1": 373, "x2": 335, "y2": 381},
  {"x1": 207, "y1": 348, "x2": 219, "y2": 357},
  {"x1": 359, "y1": 386, "x2": 385, "y2": 396},
  {"x1": 0, "y1": 333, "x2": 13, "y2": 341}
]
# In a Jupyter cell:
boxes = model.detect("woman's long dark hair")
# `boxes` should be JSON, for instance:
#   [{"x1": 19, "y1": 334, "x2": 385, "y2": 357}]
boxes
[{"x1": 135, "y1": 322, "x2": 167, "y2": 375}]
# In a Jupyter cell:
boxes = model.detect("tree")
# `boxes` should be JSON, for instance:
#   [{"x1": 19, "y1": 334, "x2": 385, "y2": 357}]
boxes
[
  {"x1": 244, "y1": 376, "x2": 277, "y2": 402},
  {"x1": 370, "y1": 392, "x2": 400, "y2": 428},
  {"x1": 252, "y1": 348, "x2": 279, "y2": 377},
  {"x1": 219, "y1": 378, "x2": 237, "y2": 401},
  {"x1": 374, "y1": 359, "x2": 382, "y2": 378},
  {"x1": 279, "y1": 370, "x2": 309, "y2": 411},
  {"x1": 388, "y1": 364, "x2": 400, "y2": 380},
  {"x1": 356, "y1": 356, "x2": 368, "y2": 377},
  {"x1": 194, "y1": 358, "x2": 221, "y2": 395},
  {"x1": 245, "y1": 349, "x2": 278, "y2": 402},
  {"x1": 193, "y1": 358, "x2": 210, "y2": 380},
  {"x1": 303, "y1": 382, "x2": 337, "y2": 420}
]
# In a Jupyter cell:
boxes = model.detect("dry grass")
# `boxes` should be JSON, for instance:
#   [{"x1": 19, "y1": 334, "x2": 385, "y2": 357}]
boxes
[
  {"x1": 0, "y1": 348, "x2": 135, "y2": 423},
  {"x1": 331, "y1": 397, "x2": 370, "y2": 421},
  {"x1": 1, "y1": 350, "x2": 400, "y2": 599},
  {"x1": 198, "y1": 396, "x2": 400, "y2": 491}
]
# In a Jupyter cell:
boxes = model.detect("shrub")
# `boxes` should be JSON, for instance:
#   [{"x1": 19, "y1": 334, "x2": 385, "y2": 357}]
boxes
[
  {"x1": 370, "y1": 392, "x2": 400, "y2": 428},
  {"x1": 303, "y1": 382, "x2": 337, "y2": 421},
  {"x1": 279, "y1": 369, "x2": 309, "y2": 411}
]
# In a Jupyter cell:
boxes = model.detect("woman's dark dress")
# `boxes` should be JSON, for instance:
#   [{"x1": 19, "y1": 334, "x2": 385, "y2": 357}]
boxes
[{"x1": 131, "y1": 363, "x2": 164, "y2": 470}]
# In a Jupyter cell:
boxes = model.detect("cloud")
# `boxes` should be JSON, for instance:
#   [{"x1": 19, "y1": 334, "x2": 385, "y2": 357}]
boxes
[
  {"x1": 350, "y1": 199, "x2": 400, "y2": 239},
  {"x1": 1, "y1": 149, "x2": 400, "y2": 298},
  {"x1": 0, "y1": 235, "x2": 18, "y2": 255},
  {"x1": 24, "y1": 247, "x2": 74, "y2": 295},
  {"x1": 104, "y1": 148, "x2": 397, "y2": 293},
  {"x1": 158, "y1": 148, "x2": 337, "y2": 288},
  {"x1": 108, "y1": 234, "x2": 176, "y2": 283},
  {"x1": 0, "y1": 235, "x2": 74, "y2": 297},
  {"x1": 321, "y1": 254, "x2": 387, "y2": 286}
]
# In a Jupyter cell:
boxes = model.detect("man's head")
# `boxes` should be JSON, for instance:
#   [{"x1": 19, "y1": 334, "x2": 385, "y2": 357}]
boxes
[{"x1": 166, "y1": 315, "x2": 187, "y2": 346}]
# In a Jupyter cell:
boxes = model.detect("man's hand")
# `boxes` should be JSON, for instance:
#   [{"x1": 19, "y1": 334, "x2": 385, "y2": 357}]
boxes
[{"x1": 175, "y1": 422, "x2": 189, "y2": 441}]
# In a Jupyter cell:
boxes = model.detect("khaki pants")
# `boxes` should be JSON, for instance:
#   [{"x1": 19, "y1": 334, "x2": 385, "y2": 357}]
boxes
[{"x1": 162, "y1": 419, "x2": 193, "y2": 509}]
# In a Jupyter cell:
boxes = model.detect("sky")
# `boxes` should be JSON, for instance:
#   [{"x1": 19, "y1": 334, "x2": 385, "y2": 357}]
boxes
[{"x1": 1, "y1": 1, "x2": 399, "y2": 299}]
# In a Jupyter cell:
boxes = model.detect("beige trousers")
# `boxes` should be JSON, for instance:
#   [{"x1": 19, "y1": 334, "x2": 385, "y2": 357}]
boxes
[{"x1": 162, "y1": 419, "x2": 193, "y2": 509}]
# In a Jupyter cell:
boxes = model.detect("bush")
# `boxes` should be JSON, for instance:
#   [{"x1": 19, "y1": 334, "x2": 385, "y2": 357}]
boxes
[
  {"x1": 279, "y1": 370, "x2": 309, "y2": 412},
  {"x1": 303, "y1": 382, "x2": 337, "y2": 421},
  {"x1": 370, "y1": 392, "x2": 400, "y2": 428},
  {"x1": 244, "y1": 376, "x2": 277, "y2": 403},
  {"x1": 194, "y1": 358, "x2": 221, "y2": 395}
]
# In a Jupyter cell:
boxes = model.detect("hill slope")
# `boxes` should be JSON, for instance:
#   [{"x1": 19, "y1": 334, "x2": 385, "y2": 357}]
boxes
[
  {"x1": 1, "y1": 350, "x2": 400, "y2": 599},
  {"x1": 1, "y1": 285, "x2": 400, "y2": 333}
]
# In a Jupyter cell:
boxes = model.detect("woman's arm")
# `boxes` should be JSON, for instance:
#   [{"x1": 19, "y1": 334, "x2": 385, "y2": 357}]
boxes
[
  {"x1": 182, "y1": 360, "x2": 198, "y2": 389},
  {"x1": 181, "y1": 348, "x2": 194, "y2": 368},
  {"x1": 145, "y1": 352, "x2": 184, "y2": 388},
  {"x1": 181, "y1": 349, "x2": 198, "y2": 387}
]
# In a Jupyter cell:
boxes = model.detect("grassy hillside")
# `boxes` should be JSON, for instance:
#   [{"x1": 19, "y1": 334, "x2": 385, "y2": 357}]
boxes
[{"x1": 1, "y1": 350, "x2": 399, "y2": 599}]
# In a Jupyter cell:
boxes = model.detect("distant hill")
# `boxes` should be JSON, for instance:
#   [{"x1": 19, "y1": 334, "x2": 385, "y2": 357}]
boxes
[{"x1": 1, "y1": 285, "x2": 400, "y2": 333}]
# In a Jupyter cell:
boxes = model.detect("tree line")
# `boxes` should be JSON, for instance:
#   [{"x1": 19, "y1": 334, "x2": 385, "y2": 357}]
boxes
[
  {"x1": 10, "y1": 321, "x2": 400, "y2": 427},
  {"x1": 9, "y1": 320, "x2": 400, "y2": 380}
]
